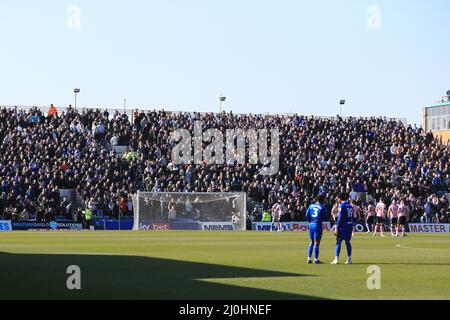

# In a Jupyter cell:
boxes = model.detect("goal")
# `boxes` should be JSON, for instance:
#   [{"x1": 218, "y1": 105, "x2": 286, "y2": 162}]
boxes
[{"x1": 132, "y1": 192, "x2": 247, "y2": 231}]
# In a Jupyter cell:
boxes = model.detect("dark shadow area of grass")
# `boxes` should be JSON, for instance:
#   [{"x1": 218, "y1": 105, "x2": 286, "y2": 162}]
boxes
[
  {"x1": 0, "y1": 252, "x2": 319, "y2": 300},
  {"x1": 349, "y1": 262, "x2": 450, "y2": 266}
]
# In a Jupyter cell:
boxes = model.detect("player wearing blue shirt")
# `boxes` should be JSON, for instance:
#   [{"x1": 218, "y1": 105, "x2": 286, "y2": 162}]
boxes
[
  {"x1": 331, "y1": 193, "x2": 354, "y2": 265},
  {"x1": 305, "y1": 195, "x2": 327, "y2": 264}
]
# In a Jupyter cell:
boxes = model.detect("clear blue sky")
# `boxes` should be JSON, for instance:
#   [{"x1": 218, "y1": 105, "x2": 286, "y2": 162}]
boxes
[{"x1": 0, "y1": 0, "x2": 449, "y2": 125}]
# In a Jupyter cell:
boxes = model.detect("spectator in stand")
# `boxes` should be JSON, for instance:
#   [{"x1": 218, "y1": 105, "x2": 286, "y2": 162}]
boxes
[
  {"x1": 422, "y1": 197, "x2": 435, "y2": 223},
  {"x1": 82, "y1": 208, "x2": 93, "y2": 230},
  {"x1": 48, "y1": 104, "x2": 58, "y2": 117},
  {"x1": 119, "y1": 196, "x2": 128, "y2": 216},
  {"x1": 262, "y1": 209, "x2": 272, "y2": 223},
  {"x1": 127, "y1": 196, "x2": 133, "y2": 216},
  {"x1": 168, "y1": 205, "x2": 177, "y2": 222},
  {"x1": 438, "y1": 195, "x2": 449, "y2": 222},
  {"x1": 349, "y1": 188, "x2": 358, "y2": 202}
]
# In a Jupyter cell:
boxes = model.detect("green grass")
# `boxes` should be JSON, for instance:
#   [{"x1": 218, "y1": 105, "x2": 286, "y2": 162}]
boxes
[{"x1": 0, "y1": 231, "x2": 449, "y2": 300}]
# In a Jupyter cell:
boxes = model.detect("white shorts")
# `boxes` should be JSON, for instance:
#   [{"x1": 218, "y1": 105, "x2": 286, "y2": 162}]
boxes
[{"x1": 272, "y1": 213, "x2": 281, "y2": 222}]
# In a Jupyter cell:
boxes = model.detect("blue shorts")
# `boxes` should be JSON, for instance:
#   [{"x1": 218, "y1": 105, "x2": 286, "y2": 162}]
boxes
[
  {"x1": 337, "y1": 228, "x2": 352, "y2": 242},
  {"x1": 309, "y1": 224, "x2": 323, "y2": 241}
]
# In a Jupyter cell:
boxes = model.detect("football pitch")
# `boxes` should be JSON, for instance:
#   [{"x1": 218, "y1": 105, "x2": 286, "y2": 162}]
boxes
[{"x1": 0, "y1": 231, "x2": 449, "y2": 300}]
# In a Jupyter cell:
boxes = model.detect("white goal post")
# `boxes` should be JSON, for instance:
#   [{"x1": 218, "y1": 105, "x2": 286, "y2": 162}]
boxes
[{"x1": 132, "y1": 192, "x2": 247, "y2": 231}]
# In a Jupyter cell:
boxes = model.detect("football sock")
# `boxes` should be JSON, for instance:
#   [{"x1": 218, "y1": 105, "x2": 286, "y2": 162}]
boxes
[
  {"x1": 314, "y1": 244, "x2": 320, "y2": 260},
  {"x1": 335, "y1": 240, "x2": 342, "y2": 257},
  {"x1": 346, "y1": 241, "x2": 352, "y2": 257},
  {"x1": 308, "y1": 243, "x2": 314, "y2": 259}
]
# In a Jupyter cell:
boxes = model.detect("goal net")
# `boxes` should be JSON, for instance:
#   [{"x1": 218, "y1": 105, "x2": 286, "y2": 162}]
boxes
[{"x1": 132, "y1": 192, "x2": 247, "y2": 231}]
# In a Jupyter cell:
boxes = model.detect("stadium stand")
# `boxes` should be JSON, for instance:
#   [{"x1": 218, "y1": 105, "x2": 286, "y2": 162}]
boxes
[{"x1": 0, "y1": 105, "x2": 449, "y2": 225}]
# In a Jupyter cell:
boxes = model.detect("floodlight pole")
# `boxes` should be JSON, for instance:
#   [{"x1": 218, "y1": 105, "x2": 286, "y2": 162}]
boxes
[
  {"x1": 74, "y1": 89, "x2": 80, "y2": 110},
  {"x1": 339, "y1": 100, "x2": 346, "y2": 117},
  {"x1": 219, "y1": 96, "x2": 226, "y2": 113}
]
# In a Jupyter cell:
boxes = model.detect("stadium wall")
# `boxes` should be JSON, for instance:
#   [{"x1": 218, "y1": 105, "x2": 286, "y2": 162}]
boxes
[
  {"x1": 423, "y1": 103, "x2": 450, "y2": 144},
  {"x1": 434, "y1": 131, "x2": 450, "y2": 144}
]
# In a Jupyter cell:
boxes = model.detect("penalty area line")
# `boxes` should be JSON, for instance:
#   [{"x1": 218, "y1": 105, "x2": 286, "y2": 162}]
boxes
[{"x1": 396, "y1": 244, "x2": 439, "y2": 251}]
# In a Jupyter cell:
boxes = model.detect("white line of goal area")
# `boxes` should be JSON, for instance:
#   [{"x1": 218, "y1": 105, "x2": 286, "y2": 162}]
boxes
[{"x1": 396, "y1": 244, "x2": 443, "y2": 251}]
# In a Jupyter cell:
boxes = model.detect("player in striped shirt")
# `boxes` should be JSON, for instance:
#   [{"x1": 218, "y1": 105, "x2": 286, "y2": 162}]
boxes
[
  {"x1": 373, "y1": 198, "x2": 386, "y2": 237},
  {"x1": 351, "y1": 200, "x2": 362, "y2": 237},
  {"x1": 365, "y1": 202, "x2": 376, "y2": 233},
  {"x1": 271, "y1": 200, "x2": 286, "y2": 232},
  {"x1": 388, "y1": 200, "x2": 400, "y2": 237},
  {"x1": 330, "y1": 201, "x2": 339, "y2": 232},
  {"x1": 398, "y1": 199, "x2": 410, "y2": 237}
]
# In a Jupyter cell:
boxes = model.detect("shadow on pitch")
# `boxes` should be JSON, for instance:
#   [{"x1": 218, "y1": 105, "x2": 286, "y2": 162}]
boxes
[
  {"x1": 350, "y1": 263, "x2": 450, "y2": 266},
  {"x1": 0, "y1": 252, "x2": 319, "y2": 300}
]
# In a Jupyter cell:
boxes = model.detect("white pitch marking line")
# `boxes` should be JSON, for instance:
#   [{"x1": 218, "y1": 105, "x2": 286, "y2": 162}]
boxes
[{"x1": 396, "y1": 244, "x2": 440, "y2": 251}]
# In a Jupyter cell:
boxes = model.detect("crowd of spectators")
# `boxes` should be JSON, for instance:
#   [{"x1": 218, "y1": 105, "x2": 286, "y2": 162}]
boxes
[
  {"x1": 0, "y1": 105, "x2": 449, "y2": 224},
  {"x1": 0, "y1": 106, "x2": 139, "y2": 222}
]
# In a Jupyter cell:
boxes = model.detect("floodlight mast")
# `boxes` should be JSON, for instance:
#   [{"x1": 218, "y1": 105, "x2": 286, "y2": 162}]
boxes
[
  {"x1": 339, "y1": 99, "x2": 346, "y2": 117},
  {"x1": 74, "y1": 88, "x2": 81, "y2": 110},
  {"x1": 219, "y1": 96, "x2": 226, "y2": 113}
]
